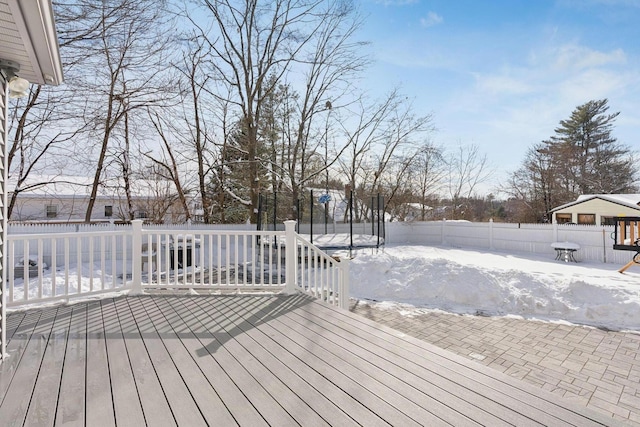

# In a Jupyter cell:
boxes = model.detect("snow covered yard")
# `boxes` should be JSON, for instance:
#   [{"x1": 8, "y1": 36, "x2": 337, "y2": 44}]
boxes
[
  {"x1": 349, "y1": 245, "x2": 640, "y2": 332},
  {"x1": 9, "y1": 242, "x2": 640, "y2": 332}
]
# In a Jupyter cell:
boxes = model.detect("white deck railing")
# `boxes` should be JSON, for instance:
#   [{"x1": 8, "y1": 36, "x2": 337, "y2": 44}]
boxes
[{"x1": 5, "y1": 220, "x2": 350, "y2": 309}]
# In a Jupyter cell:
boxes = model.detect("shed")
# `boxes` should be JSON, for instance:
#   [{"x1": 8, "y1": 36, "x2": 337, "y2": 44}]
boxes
[{"x1": 549, "y1": 194, "x2": 640, "y2": 225}]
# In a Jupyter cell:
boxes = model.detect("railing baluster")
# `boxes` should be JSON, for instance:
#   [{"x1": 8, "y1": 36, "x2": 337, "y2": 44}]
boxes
[
  {"x1": 24, "y1": 240, "x2": 30, "y2": 301},
  {"x1": 89, "y1": 236, "x2": 94, "y2": 292},
  {"x1": 217, "y1": 235, "x2": 222, "y2": 286},
  {"x1": 76, "y1": 236, "x2": 82, "y2": 295},
  {"x1": 234, "y1": 234, "x2": 239, "y2": 287},
  {"x1": 243, "y1": 234, "x2": 248, "y2": 287},
  {"x1": 37, "y1": 239, "x2": 44, "y2": 300},
  {"x1": 8, "y1": 240, "x2": 14, "y2": 303},
  {"x1": 111, "y1": 234, "x2": 117, "y2": 290},
  {"x1": 64, "y1": 237, "x2": 70, "y2": 296},
  {"x1": 252, "y1": 234, "x2": 257, "y2": 286},
  {"x1": 51, "y1": 239, "x2": 57, "y2": 297}
]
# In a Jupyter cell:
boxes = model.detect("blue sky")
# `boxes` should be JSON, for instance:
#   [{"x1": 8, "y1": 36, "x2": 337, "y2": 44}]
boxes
[{"x1": 358, "y1": 0, "x2": 640, "y2": 192}]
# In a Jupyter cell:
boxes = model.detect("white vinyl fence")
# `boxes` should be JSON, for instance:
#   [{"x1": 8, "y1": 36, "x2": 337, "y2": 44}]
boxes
[
  {"x1": 5, "y1": 218, "x2": 631, "y2": 308},
  {"x1": 385, "y1": 220, "x2": 631, "y2": 264},
  {"x1": 5, "y1": 221, "x2": 349, "y2": 309}
]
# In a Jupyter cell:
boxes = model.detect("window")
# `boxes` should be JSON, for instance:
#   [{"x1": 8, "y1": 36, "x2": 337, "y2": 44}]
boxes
[
  {"x1": 104, "y1": 205, "x2": 113, "y2": 217},
  {"x1": 136, "y1": 210, "x2": 148, "y2": 219},
  {"x1": 601, "y1": 216, "x2": 616, "y2": 226},
  {"x1": 577, "y1": 214, "x2": 596, "y2": 225},
  {"x1": 46, "y1": 205, "x2": 58, "y2": 218},
  {"x1": 556, "y1": 213, "x2": 572, "y2": 224}
]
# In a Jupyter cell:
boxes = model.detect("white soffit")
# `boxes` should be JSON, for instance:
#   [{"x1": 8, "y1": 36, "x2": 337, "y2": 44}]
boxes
[{"x1": 0, "y1": 0, "x2": 62, "y2": 85}]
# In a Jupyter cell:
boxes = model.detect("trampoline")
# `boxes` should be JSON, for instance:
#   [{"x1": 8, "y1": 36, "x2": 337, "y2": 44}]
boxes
[{"x1": 257, "y1": 189, "x2": 385, "y2": 253}]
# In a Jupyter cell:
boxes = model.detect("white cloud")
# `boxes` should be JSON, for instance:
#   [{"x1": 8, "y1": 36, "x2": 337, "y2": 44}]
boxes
[
  {"x1": 473, "y1": 73, "x2": 533, "y2": 96},
  {"x1": 552, "y1": 45, "x2": 627, "y2": 71},
  {"x1": 420, "y1": 11, "x2": 443, "y2": 28}
]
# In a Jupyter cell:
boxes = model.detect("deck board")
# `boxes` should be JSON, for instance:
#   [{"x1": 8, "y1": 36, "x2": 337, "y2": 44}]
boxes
[
  {"x1": 213, "y1": 295, "x2": 456, "y2": 426},
  {"x1": 101, "y1": 299, "x2": 147, "y2": 427},
  {"x1": 126, "y1": 296, "x2": 237, "y2": 426},
  {"x1": 24, "y1": 306, "x2": 71, "y2": 426},
  {"x1": 287, "y1": 300, "x2": 544, "y2": 425},
  {"x1": 1, "y1": 307, "x2": 54, "y2": 427},
  {"x1": 85, "y1": 301, "x2": 115, "y2": 427},
  {"x1": 171, "y1": 296, "x2": 299, "y2": 426},
  {"x1": 148, "y1": 297, "x2": 266, "y2": 426},
  {"x1": 55, "y1": 303, "x2": 87, "y2": 426},
  {"x1": 181, "y1": 296, "x2": 331, "y2": 426},
  {"x1": 111, "y1": 296, "x2": 177, "y2": 427},
  {"x1": 244, "y1": 297, "x2": 512, "y2": 426},
  {"x1": 186, "y1": 296, "x2": 377, "y2": 427},
  {"x1": 124, "y1": 297, "x2": 208, "y2": 427},
  {"x1": 297, "y1": 297, "x2": 618, "y2": 426},
  {"x1": 0, "y1": 294, "x2": 623, "y2": 427}
]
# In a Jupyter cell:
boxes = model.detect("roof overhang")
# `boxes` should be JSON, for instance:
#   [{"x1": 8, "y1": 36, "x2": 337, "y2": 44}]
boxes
[
  {"x1": 550, "y1": 195, "x2": 640, "y2": 213},
  {"x1": 0, "y1": 0, "x2": 63, "y2": 85}
]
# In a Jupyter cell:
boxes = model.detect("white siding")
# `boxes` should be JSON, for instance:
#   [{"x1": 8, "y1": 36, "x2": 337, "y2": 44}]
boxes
[
  {"x1": 0, "y1": 77, "x2": 7, "y2": 361},
  {"x1": 553, "y1": 198, "x2": 640, "y2": 225}
]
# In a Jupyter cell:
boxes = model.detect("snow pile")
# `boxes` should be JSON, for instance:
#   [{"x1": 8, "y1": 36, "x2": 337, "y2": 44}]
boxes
[{"x1": 349, "y1": 245, "x2": 640, "y2": 331}]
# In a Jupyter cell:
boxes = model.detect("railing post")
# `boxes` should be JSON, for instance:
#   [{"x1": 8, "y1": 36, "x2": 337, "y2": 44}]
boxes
[
  {"x1": 339, "y1": 257, "x2": 350, "y2": 310},
  {"x1": 284, "y1": 220, "x2": 297, "y2": 295},
  {"x1": 131, "y1": 220, "x2": 143, "y2": 294}
]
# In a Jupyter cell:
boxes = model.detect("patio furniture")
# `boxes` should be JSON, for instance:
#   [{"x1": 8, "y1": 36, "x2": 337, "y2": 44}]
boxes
[{"x1": 551, "y1": 241, "x2": 580, "y2": 262}]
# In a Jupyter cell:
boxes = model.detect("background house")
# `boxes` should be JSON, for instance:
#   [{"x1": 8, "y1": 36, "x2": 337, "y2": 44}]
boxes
[
  {"x1": 550, "y1": 194, "x2": 640, "y2": 225},
  {"x1": 9, "y1": 175, "x2": 192, "y2": 223}
]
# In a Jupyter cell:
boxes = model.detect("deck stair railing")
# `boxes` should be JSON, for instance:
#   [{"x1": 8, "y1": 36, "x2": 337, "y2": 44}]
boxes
[{"x1": 5, "y1": 220, "x2": 349, "y2": 309}]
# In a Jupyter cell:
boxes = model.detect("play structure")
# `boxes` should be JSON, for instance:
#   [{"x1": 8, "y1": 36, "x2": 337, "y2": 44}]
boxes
[
  {"x1": 612, "y1": 216, "x2": 640, "y2": 272},
  {"x1": 257, "y1": 189, "x2": 385, "y2": 252}
]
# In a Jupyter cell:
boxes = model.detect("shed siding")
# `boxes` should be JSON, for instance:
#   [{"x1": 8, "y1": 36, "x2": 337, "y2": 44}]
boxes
[{"x1": 553, "y1": 198, "x2": 640, "y2": 224}]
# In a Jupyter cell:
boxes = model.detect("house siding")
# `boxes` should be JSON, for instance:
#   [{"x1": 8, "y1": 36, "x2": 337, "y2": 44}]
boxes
[
  {"x1": 553, "y1": 198, "x2": 640, "y2": 225},
  {"x1": 9, "y1": 192, "x2": 191, "y2": 223},
  {"x1": 0, "y1": 77, "x2": 7, "y2": 360},
  {"x1": 10, "y1": 194, "x2": 123, "y2": 222}
]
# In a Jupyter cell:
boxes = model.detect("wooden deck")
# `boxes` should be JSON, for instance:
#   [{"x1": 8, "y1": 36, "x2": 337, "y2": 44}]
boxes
[{"x1": 0, "y1": 294, "x2": 622, "y2": 426}]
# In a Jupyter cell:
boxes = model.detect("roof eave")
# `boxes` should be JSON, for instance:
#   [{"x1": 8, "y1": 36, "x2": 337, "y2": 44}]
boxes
[
  {"x1": 6, "y1": 0, "x2": 63, "y2": 85},
  {"x1": 550, "y1": 195, "x2": 640, "y2": 213}
]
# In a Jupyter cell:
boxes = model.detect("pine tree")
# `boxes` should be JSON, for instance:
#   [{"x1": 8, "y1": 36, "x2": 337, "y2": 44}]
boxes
[{"x1": 544, "y1": 99, "x2": 636, "y2": 196}]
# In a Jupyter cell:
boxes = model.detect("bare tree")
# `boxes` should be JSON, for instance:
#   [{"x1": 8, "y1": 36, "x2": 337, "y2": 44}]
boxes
[
  {"x1": 171, "y1": 35, "x2": 220, "y2": 223},
  {"x1": 338, "y1": 89, "x2": 434, "y2": 220},
  {"x1": 6, "y1": 84, "x2": 87, "y2": 218},
  {"x1": 446, "y1": 144, "x2": 493, "y2": 220},
  {"x1": 188, "y1": 0, "x2": 364, "y2": 223},
  {"x1": 391, "y1": 142, "x2": 446, "y2": 221},
  {"x1": 143, "y1": 111, "x2": 192, "y2": 221},
  {"x1": 55, "y1": 0, "x2": 177, "y2": 222},
  {"x1": 501, "y1": 143, "x2": 561, "y2": 222}
]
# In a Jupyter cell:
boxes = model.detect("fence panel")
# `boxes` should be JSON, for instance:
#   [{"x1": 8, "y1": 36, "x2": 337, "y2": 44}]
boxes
[{"x1": 385, "y1": 221, "x2": 632, "y2": 265}]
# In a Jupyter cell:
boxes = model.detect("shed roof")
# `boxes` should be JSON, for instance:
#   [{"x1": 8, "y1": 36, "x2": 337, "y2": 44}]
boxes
[{"x1": 550, "y1": 194, "x2": 640, "y2": 212}]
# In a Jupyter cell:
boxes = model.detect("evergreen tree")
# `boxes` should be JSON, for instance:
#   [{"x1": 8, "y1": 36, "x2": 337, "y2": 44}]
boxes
[{"x1": 544, "y1": 99, "x2": 636, "y2": 196}]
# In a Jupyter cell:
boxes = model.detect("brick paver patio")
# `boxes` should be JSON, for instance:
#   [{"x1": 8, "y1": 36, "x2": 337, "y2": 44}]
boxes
[{"x1": 351, "y1": 299, "x2": 640, "y2": 426}]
